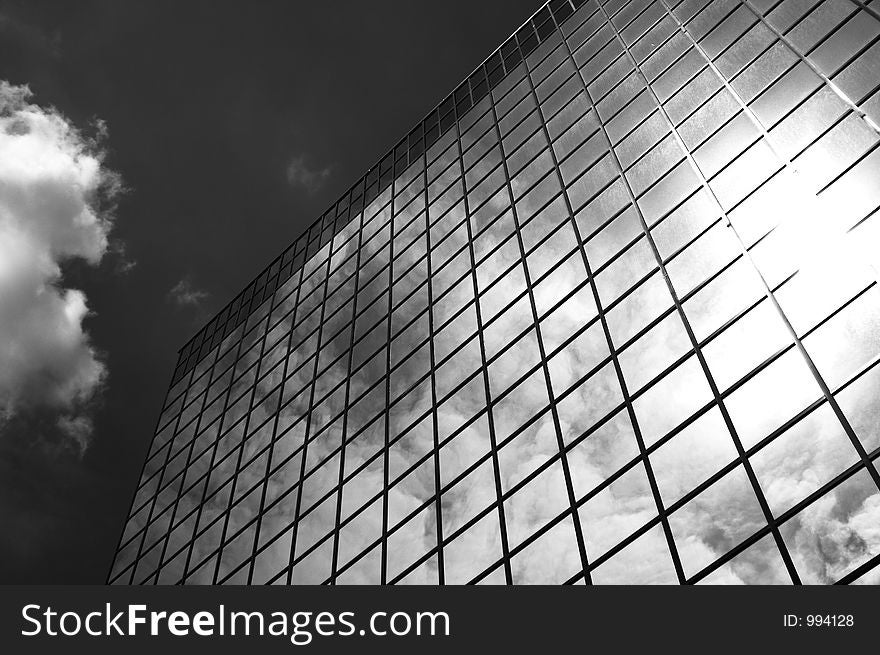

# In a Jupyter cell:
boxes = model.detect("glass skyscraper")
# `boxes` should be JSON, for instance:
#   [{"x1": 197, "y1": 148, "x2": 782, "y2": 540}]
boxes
[{"x1": 110, "y1": 0, "x2": 880, "y2": 585}]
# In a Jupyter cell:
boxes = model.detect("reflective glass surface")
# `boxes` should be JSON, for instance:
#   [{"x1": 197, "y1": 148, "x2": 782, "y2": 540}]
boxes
[{"x1": 111, "y1": 0, "x2": 880, "y2": 585}]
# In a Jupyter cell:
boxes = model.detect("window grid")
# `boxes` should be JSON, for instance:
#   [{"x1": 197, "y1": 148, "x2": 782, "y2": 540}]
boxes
[
  {"x1": 583, "y1": 0, "x2": 800, "y2": 584},
  {"x1": 110, "y1": 0, "x2": 880, "y2": 586},
  {"x1": 492, "y1": 51, "x2": 595, "y2": 582}
]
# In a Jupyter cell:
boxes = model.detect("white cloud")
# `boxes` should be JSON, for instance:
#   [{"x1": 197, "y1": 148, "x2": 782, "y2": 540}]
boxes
[
  {"x1": 285, "y1": 155, "x2": 332, "y2": 193},
  {"x1": 168, "y1": 277, "x2": 209, "y2": 308},
  {"x1": 0, "y1": 81, "x2": 119, "y2": 452}
]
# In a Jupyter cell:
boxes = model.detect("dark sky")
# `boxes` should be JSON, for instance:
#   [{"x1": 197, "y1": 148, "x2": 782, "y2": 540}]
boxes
[{"x1": 0, "y1": 0, "x2": 539, "y2": 583}]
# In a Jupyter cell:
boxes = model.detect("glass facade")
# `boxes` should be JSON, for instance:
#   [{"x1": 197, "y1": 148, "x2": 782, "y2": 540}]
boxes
[{"x1": 110, "y1": 0, "x2": 880, "y2": 585}]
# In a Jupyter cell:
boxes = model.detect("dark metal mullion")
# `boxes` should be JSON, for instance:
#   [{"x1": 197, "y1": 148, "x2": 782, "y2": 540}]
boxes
[
  {"x1": 106, "y1": 366, "x2": 186, "y2": 583},
  {"x1": 688, "y1": 454, "x2": 878, "y2": 584},
  {"x1": 420, "y1": 143, "x2": 446, "y2": 585},
  {"x1": 292, "y1": 276, "x2": 500, "y2": 506},
  {"x1": 603, "y1": 0, "x2": 805, "y2": 584},
  {"x1": 160, "y1": 380, "x2": 190, "y2": 423},
  {"x1": 546, "y1": 387, "x2": 849, "y2": 585},
  {"x1": 130, "y1": 402, "x2": 219, "y2": 520},
  {"x1": 596, "y1": 0, "x2": 792, "y2": 583},
  {"x1": 448, "y1": 358, "x2": 762, "y2": 583},
  {"x1": 364, "y1": 274, "x2": 823, "y2": 585},
  {"x1": 660, "y1": 216, "x2": 727, "y2": 269},
  {"x1": 579, "y1": 188, "x2": 640, "y2": 243},
  {"x1": 386, "y1": 363, "x2": 606, "y2": 580},
  {"x1": 346, "y1": 258, "x2": 594, "y2": 474},
  {"x1": 844, "y1": 0, "x2": 880, "y2": 23},
  {"x1": 167, "y1": 0, "x2": 577, "y2": 384},
  {"x1": 663, "y1": 0, "x2": 880, "y2": 501},
  {"x1": 605, "y1": 0, "x2": 641, "y2": 26},
  {"x1": 662, "y1": 0, "x2": 818, "y2": 174},
  {"x1": 460, "y1": 92, "x2": 521, "y2": 585},
  {"x1": 854, "y1": 77, "x2": 880, "y2": 108},
  {"x1": 558, "y1": 139, "x2": 620, "y2": 201},
  {"x1": 360, "y1": 198, "x2": 395, "y2": 247},
  {"x1": 127, "y1": 367, "x2": 196, "y2": 582},
  {"x1": 472, "y1": 396, "x2": 709, "y2": 581},
  {"x1": 426, "y1": 173, "x2": 468, "y2": 226},
  {"x1": 427, "y1": 405, "x2": 616, "y2": 584},
  {"x1": 467, "y1": 157, "x2": 535, "y2": 220},
  {"x1": 632, "y1": 22, "x2": 681, "y2": 71},
  {"x1": 826, "y1": 25, "x2": 880, "y2": 82},
  {"x1": 151, "y1": 345, "x2": 223, "y2": 583},
  {"x1": 477, "y1": 337, "x2": 866, "y2": 585},
  {"x1": 699, "y1": 132, "x2": 769, "y2": 186},
  {"x1": 507, "y1": 123, "x2": 560, "y2": 179},
  {"x1": 566, "y1": 158, "x2": 622, "y2": 217},
  {"x1": 687, "y1": 107, "x2": 759, "y2": 167},
  {"x1": 594, "y1": 29, "x2": 678, "y2": 110},
  {"x1": 610, "y1": 102, "x2": 665, "y2": 152},
  {"x1": 175, "y1": 409, "x2": 277, "y2": 520},
  {"x1": 460, "y1": 160, "x2": 545, "y2": 235},
  {"x1": 595, "y1": 68, "x2": 653, "y2": 127},
  {"x1": 427, "y1": 147, "x2": 463, "y2": 191},
  {"x1": 145, "y1": 389, "x2": 187, "y2": 450},
  {"x1": 521, "y1": 204, "x2": 579, "y2": 258},
  {"x1": 669, "y1": 27, "x2": 784, "y2": 129},
  {"x1": 210, "y1": 276, "x2": 281, "y2": 584},
  {"x1": 593, "y1": 452, "x2": 843, "y2": 583},
  {"x1": 245, "y1": 264, "x2": 307, "y2": 584},
  {"x1": 329, "y1": 205, "x2": 368, "y2": 584},
  {"x1": 280, "y1": 292, "x2": 525, "y2": 511},
  {"x1": 533, "y1": 67, "x2": 585, "y2": 123},
  {"x1": 627, "y1": 150, "x2": 689, "y2": 199},
  {"x1": 159, "y1": 194, "x2": 759, "y2": 566},
  {"x1": 673, "y1": 83, "x2": 730, "y2": 134},
  {"x1": 431, "y1": 211, "x2": 472, "y2": 261},
  {"x1": 460, "y1": 121, "x2": 499, "y2": 172},
  {"x1": 390, "y1": 243, "x2": 426, "y2": 293},
  {"x1": 740, "y1": 0, "x2": 880, "y2": 135},
  {"x1": 618, "y1": 0, "x2": 816, "y2": 584},
  {"x1": 562, "y1": 2, "x2": 603, "y2": 45},
  {"x1": 621, "y1": 118, "x2": 692, "y2": 174},
  {"x1": 172, "y1": 367, "x2": 214, "y2": 426},
  {"x1": 390, "y1": 283, "x2": 878, "y2": 585},
  {"x1": 800, "y1": 6, "x2": 862, "y2": 60},
  {"x1": 622, "y1": 7, "x2": 673, "y2": 63},
  {"x1": 295, "y1": 277, "x2": 534, "y2": 576},
  {"x1": 317, "y1": 268, "x2": 388, "y2": 369},
  {"x1": 797, "y1": 278, "x2": 877, "y2": 343},
  {"x1": 829, "y1": 343, "x2": 880, "y2": 399},
  {"x1": 281, "y1": 300, "x2": 326, "y2": 362},
  {"x1": 179, "y1": 313, "x2": 252, "y2": 583},
  {"x1": 766, "y1": 81, "x2": 843, "y2": 142},
  {"x1": 836, "y1": 500, "x2": 880, "y2": 583},
  {"x1": 491, "y1": 72, "x2": 581, "y2": 585},
  {"x1": 675, "y1": 64, "x2": 868, "y2": 187},
  {"x1": 380, "y1": 165, "x2": 399, "y2": 585},
  {"x1": 641, "y1": 33, "x2": 704, "y2": 91},
  {"x1": 741, "y1": 0, "x2": 785, "y2": 18},
  {"x1": 523, "y1": 42, "x2": 617, "y2": 584},
  {"x1": 681, "y1": 0, "x2": 745, "y2": 52},
  {"x1": 176, "y1": 262, "x2": 273, "y2": 381},
  {"x1": 817, "y1": 137, "x2": 880, "y2": 194},
  {"x1": 125, "y1": 0, "x2": 880, "y2": 586},
  {"x1": 650, "y1": 54, "x2": 710, "y2": 115},
  {"x1": 847, "y1": 200, "x2": 880, "y2": 235},
  {"x1": 284, "y1": 239, "x2": 336, "y2": 584},
  {"x1": 574, "y1": 32, "x2": 620, "y2": 82}
]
